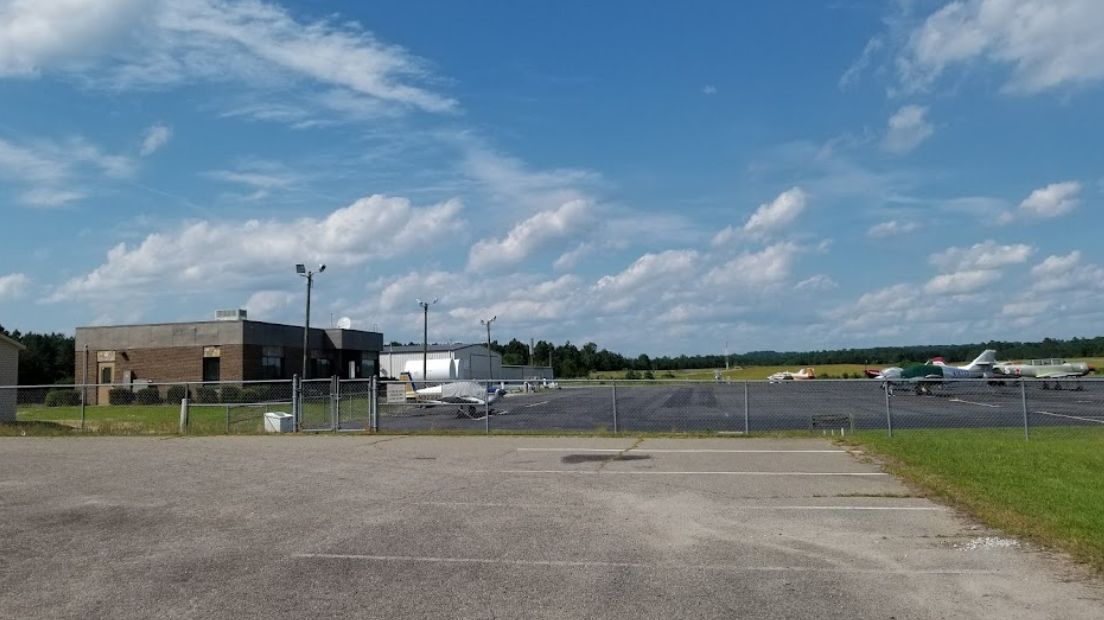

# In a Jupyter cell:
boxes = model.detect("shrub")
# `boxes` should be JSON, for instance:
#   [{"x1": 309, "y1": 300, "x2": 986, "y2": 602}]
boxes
[
  {"x1": 643, "y1": 370, "x2": 655, "y2": 380},
  {"x1": 45, "y1": 389, "x2": 81, "y2": 407},
  {"x1": 220, "y1": 385, "x2": 243, "y2": 403},
  {"x1": 108, "y1": 387, "x2": 134, "y2": 405},
  {"x1": 166, "y1": 385, "x2": 188, "y2": 403},
  {"x1": 241, "y1": 386, "x2": 267, "y2": 403},
  {"x1": 624, "y1": 369, "x2": 640, "y2": 380},
  {"x1": 194, "y1": 386, "x2": 218, "y2": 404},
  {"x1": 135, "y1": 386, "x2": 162, "y2": 405}
]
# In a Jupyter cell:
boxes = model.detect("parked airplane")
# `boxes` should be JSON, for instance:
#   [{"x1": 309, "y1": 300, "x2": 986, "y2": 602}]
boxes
[
  {"x1": 995, "y1": 358, "x2": 1093, "y2": 379},
  {"x1": 896, "y1": 350, "x2": 998, "y2": 381},
  {"x1": 768, "y1": 368, "x2": 815, "y2": 383},
  {"x1": 399, "y1": 372, "x2": 507, "y2": 418}
]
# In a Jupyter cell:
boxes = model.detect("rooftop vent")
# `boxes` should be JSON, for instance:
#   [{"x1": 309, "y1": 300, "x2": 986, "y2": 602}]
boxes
[{"x1": 215, "y1": 309, "x2": 248, "y2": 321}]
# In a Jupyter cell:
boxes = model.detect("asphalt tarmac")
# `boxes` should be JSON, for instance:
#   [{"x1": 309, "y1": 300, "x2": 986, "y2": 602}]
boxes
[
  {"x1": 371, "y1": 379, "x2": 1104, "y2": 434},
  {"x1": 2, "y1": 436, "x2": 1100, "y2": 619}
]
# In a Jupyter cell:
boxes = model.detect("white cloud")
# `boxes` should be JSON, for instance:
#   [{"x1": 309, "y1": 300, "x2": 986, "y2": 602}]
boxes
[
  {"x1": 794, "y1": 274, "x2": 838, "y2": 292},
  {"x1": 924, "y1": 269, "x2": 1002, "y2": 295},
  {"x1": 899, "y1": 0, "x2": 1104, "y2": 94},
  {"x1": 205, "y1": 160, "x2": 299, "y2": 200},
  {"x1": 0, "y1": 273, "x2": 29, "y2": 299},
  {"x1": 1019, "y1": 181, "x2": 1081, "y2": 218},
  {"x1": 839, "y1": 36, "x2": 883, "y2": 89},
  {"x1": 0, "y1": 0, "x2": 143, "y2": 76},
  {"x1": 467, "y1": 199, "x2": 591, "y2": 272},
  {"x1": 461, "y1": 144, "x2": 598, "y2": 215},
  {"x1": 882, "y1": 105, "x2": 933, "y2": 154},
  {"x1": 139, "y1": 124, "x2": 172, "y2": 156},
  {"x1": 867, "y1": 219, "x2": 920, "y2": 238},
  {"x1": 930, "y1": 240, "x2": 1034, "y2": 272},
  {"x1": 711, "y1": 225, "x2": 737, "y2": 247},
  {"x1": 243, "y1": 289, "x2": 297, "y2": 320},
  {"x1": 701, "y1": 85, "x2": 717, "y2": 95},
  {"x1": 706, "y1": 243, "x2": 799, "y2": 288},
  {"x1": 1001, "y1": 299, "x2": 1052, "y2": 317},
  {"x1": 0, "y1": 135, "x2": 132, "y2": 207},
  {"x1": 743, "y1": 187, "x2": 807, "y2": 235},
  {"x1": 0, "y1": 0, "x2": 455, "y2": 115},
  {"x1": 553, "y1": 243, "x2": 592, "y2": 272},
  {"x1": 50, "y1": 194, "x2": 464, "y2": 302},
  {"x1": 1029, "y1": 251, "x2": 1104, "y2": 292}
]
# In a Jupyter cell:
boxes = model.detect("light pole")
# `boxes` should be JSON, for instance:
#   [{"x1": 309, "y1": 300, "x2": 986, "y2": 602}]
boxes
[
  {"x1": 417, "y1": 298, "x2": 438, "y2": 382},
  {"x1": 296, "y1": 263, "x2": 325, "y2": 379},
  {"x1": 481, "y1": 316, "x2": 497, "y2": 381}
]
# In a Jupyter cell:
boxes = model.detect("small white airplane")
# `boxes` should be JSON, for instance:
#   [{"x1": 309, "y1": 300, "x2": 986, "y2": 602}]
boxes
[
  {"x1": 399, "y1": 372, "x2": 507, "y2": 418},
  {"x1": 995, "y1": 358, "x2": 1093, "y2": 379},
  {"x1": 768, "y1": 368, "x2": 815, "y2": 383}
]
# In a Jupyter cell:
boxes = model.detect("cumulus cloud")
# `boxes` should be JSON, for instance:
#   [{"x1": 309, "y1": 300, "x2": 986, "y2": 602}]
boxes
[
  {"x1": 929, "y1": 240, "x2": 1034, "y2": 272},
  {"x1": 882, "y1": 105, "x2": 933, "y2": 154},
  {"x1": 0, "y1": 273, "x2": 29, "y2": 299},
  {"x1": 899, "y1": 0, "x2": 1104, "y2": 94},
  {"x1": 867, "y1": 219, "x2": 920, "y2": 238},
  {"x1": 467, "y1": 199, "x2": 591, "y2": 272},
  {"x1": 743, "y1": 187, "x2": 807, "y2": 235},
  {"x1": 0, "y1": 0, "x2": 455, "y2": 116},
  {"x1": 50, "y1": 194, "x2": 464, "y2": 302},
  {"x1": 139, "y1": 124, "x2": 172, "y2": 156},
  {"x1": 706, "y1": 243, "x2": 799, "y2": 288},
  {"x1": 243, "y1": 289, "x2": 297, "y2": 320},
  {"x1": 1029, "y1": 251, "x2": 1104, "y2": 292},
  {"x1": 924, "y1": 269, "x2": 1002, "y2": 295},
  {"x1": 1018, "y1": 181, "x2": 1081, "y2": 218}
]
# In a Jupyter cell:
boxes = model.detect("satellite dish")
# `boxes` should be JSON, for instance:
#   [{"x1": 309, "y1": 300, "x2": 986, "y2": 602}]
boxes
[{"x1": 336, "y1": 316, "x2": 352, "y2": 329}]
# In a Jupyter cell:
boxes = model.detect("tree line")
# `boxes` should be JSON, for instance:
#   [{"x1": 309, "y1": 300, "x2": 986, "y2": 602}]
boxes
[{"x1": 4, "y1": 326, "x2": 1104, "y2": 384}]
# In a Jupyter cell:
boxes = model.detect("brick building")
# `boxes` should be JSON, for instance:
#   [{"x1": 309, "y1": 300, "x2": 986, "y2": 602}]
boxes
[
  {"x1": 0, "y1": 332, "x2": 26, "y2": 422},
  {"x1": 75, "y1": 315, "x2": 383, "y2": 404}
]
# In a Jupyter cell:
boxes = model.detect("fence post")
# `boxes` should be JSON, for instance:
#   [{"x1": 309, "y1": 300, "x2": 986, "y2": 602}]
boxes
[
  {"x1": 484, "y1": 387, "x2": 491, "y2": 434},
  {"x1": 179, "y1": 397, "x2": 189, "y2": 434},
  {"x1": 1021, "y1": 378, "x2": 1029, "y2": 441},
  {"x1": 884, "y1": 383, "x2": 893, "y2": 438},
  {"x1": 331, "y1": 375, "x2": 339, "y2": 432},
  {"x1": 741, "y1": 379, "x2": 750, "y2": 432},
  {"x1": 612, "y1": 382, "x2": 619, "y2": 433},
  {"x1": 225, "y1": 404, "x2": 230, "y2": 434},
  {"x1": 370, "y1": 375, "x2": 379, "y2": 432},
  {"x1": 291, "y1": 374, "x2": 300, "y2": 432}
]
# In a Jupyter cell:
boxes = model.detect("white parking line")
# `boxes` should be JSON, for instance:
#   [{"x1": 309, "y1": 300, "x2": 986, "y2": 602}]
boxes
[
  {"x1": 948, "y1": 398, "x2": 1000, "y2": 408},
  {"x1": 516, "y1": 448, "x2": 848, "y2": 454},
  {"x1": 1034, "y1": 410, "x2": 1104, "y2": 424},
  {"x1": 488, "y1": 470, "x2": 888, "y2": 476},
  {"x1": 291, "y1": 553, "x2": 991, "y2": 575}
]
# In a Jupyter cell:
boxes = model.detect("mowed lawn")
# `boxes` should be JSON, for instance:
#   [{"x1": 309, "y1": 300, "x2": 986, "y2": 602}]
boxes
[{"x1": 851, "y1": 428, "x2": 1104, "y2": 572}]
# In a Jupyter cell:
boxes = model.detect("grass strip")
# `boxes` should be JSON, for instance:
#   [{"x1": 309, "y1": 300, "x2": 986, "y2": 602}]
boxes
[{"x1": 847, "y1": 427, "x2": 1104, "y2": 573}]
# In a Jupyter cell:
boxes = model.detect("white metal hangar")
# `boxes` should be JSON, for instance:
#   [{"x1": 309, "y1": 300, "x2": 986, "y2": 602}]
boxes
[{"x1": 379, "y1": 343, "x2": 553, "y2": 382}]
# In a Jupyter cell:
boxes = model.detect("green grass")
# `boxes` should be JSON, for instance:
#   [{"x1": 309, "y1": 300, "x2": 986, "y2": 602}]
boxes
[
  {"x1": 14, "y1": 402, "x2": 296, "y2": 434},
  {"x1": 847, "y1": 427, "x2": 1104, "y2": 573}
]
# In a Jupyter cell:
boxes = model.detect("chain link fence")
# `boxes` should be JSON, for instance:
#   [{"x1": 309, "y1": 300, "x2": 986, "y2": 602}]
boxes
[{"x1": 3, "y1": 376, "x2": 1102, "y2": 438}]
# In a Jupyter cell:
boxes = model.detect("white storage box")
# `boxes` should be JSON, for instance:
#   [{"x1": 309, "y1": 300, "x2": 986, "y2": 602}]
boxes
[{"x1": 263, "y1": 411, "x2": 294, "y2": 433}]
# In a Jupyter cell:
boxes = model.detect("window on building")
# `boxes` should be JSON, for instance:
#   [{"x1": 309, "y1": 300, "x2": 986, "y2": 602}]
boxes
[
  {"x1": 261, "y1": 346, "x2": 284, "y2": 379},
  {"x1": 359, "y1": 354, "x2": 377, "y2": 378},
  {"x1": 202, "y1": 357, "x2": 221, "y2": 383}
]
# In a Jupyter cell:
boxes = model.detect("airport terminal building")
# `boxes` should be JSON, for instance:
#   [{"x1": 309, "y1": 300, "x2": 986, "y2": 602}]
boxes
[{"x1": 75, "y1": 312, "x2": 383, "y2": 404}]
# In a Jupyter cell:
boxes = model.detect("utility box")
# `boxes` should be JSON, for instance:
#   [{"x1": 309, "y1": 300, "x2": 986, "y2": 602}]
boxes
[{"x1": 264, "y1": 411, "x2": 294, "y2": 433}]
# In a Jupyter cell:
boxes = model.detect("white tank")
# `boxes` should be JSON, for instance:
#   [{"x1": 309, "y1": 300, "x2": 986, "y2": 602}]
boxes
[{"x1": 403, "y1": 358, "x2": 459, "y2": 382}]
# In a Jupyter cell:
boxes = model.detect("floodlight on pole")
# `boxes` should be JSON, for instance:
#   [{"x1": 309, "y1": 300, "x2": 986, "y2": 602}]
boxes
[
  {"x1": 297, "y1": 263, "x2": 325, "y2": 380},
  {"x1": 417, "y1": 297, "x2": 439, "y2": 382}
]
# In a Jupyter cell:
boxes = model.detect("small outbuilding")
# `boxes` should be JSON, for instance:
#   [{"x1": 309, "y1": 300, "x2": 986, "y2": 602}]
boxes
[{"x1": 0, "y1": 332, "x2": 26, "y2": 423}]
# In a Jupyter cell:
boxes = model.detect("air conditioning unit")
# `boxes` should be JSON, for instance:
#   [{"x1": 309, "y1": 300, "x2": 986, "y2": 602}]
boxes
[{"x1": 215, "y1": 309, "x2": 248, "y2": 321}]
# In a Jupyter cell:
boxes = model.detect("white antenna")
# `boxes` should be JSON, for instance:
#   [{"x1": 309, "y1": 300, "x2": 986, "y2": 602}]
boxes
[{"x1": 336, "y1": 316, "x2": 352, "y2": 329}]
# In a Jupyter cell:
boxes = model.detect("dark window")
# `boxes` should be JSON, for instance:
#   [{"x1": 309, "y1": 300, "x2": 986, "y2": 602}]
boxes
[
  {"x1": 261, "y1": 355, "x2": 283, "y2": 379},
  {"x1": 100, "y1": 367, "x2": 113, "y2": 383},
  {"x1": 202, "y1": 357, "x2": 221, "y2": 383}
]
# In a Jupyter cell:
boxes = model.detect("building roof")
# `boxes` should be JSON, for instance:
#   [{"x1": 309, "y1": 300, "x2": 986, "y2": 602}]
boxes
[
  {"x1": 0, "y1": 332, "x2": 27, "y2": 351},
  {"x1": 76, "y1": 318, "x2": 380, "y2": 335},
  {"x1": 382, "y1": 343, "x2": 489, "y2": 354}
]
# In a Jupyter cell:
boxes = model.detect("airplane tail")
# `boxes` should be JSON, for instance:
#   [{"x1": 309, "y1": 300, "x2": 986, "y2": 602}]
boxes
[
  {"x1": 966, "y1": 349, "x2": 997, "y2": 370},
  {"x1": 399, "y1": 371, "x2": 419, "y2": 398}
]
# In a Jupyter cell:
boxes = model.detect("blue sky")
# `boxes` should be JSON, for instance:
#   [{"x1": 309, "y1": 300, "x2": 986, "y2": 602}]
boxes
[{"x1": 1, "y1": 0, "x2": 1103, "y2": 355}]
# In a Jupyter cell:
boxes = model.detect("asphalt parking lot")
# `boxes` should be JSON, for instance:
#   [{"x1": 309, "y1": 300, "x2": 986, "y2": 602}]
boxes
[
  {"x1": 375, "y1": 380, "x2": 1104, "y2": 433},
  {"x1": 2, "y1": 436, "x2": 1100, "y2": 619}
]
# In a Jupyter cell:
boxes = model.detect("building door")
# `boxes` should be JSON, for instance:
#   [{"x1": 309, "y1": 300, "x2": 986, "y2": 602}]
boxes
[
  {"x1": 97, "y1": 363, "x2": 114, "y2": 404},
  {"x1": 202, "y1": 357, "x2": 221, "y2": 383}
]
